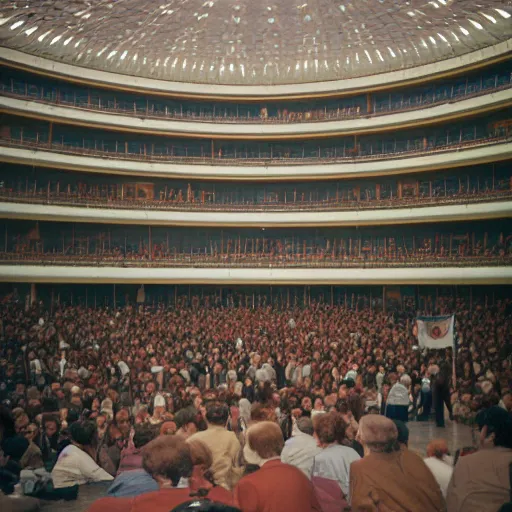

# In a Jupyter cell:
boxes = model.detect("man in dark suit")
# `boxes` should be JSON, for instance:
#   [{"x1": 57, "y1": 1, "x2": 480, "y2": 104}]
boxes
[
  {"x1": 431, "y1": 359, "x2": 453, "y2": 427},
  {"x1": 234, "y1": 421, "x2": 321, "y2": 512}
]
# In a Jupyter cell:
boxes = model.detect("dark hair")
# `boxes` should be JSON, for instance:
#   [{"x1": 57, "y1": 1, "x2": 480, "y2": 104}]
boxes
[
  {"x1": 69, "y1": 421, "x2": 96, "y2": 447},
  {"x1": 476, "y1": 406, "x2": 512, "y2": 449},
  {"x1": 133, "y1": 424, "x2": 158, "y2": 449},
  {"x1": 175, "y1": 406, "x2": 201, "y2": 429},
  {"x1": 205, "y1": 402, "x2": 229, "y2": 426},
  {"x1": 0, "y1": 405, "x2": 16, "y2": 441}
]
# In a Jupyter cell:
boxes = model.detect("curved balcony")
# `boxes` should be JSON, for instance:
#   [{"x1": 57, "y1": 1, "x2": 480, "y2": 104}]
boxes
[
  {"x1": 2, "y1": 134, "x2": 511, "y2": 180},
  {"x1": 2, "y1": 81, "x2": 511, "y2": 138},
  {"x1": 2, "y1": 42, "x2": 511, "y2": 99},
  {"x1": 0, "y1": 263, "x2": 510, "y2": 285},
  {"x1": 1, "y1": 192, "x2": 510, "y2": 227}
]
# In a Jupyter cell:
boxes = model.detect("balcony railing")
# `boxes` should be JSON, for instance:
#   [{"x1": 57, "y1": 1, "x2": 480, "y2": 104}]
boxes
[
  {"x1": 1, "y1": 131, "x2": 509, "y2": 166},
  {"x1": 2, "y1": 73, "x2": 511, "y2": 125},
  {"x1": 0, "y1": 253, "x2": 509, "y2": 269},
  {"x1": 1, "y1": 188, "x2": 510, "y2": 213}
]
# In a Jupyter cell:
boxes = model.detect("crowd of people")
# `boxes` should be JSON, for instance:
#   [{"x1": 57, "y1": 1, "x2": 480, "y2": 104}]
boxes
[
  {"x1": 0, "y1": 292, "x2": 511, "y2": 511},
  {"x1": 1, "y1": 175, "x2": 510, "y2": 212},
  {"x1": 3, "y1": 230, "x2": 511, "y2": 270}
]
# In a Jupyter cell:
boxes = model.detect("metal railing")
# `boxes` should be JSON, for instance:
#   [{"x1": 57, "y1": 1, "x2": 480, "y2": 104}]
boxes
[
  {"x1": 1, "y1": 188, "x2": 510, "y2": 213},
  {"x1": 2, "y1": 131, "x2": 509, "y2": 166},
  {"x1": 2, "y1": 72, "x2": 511, "y2": 125},
  {"x1": 0, "y1": 253, "x2": 509, "y2": 269}
]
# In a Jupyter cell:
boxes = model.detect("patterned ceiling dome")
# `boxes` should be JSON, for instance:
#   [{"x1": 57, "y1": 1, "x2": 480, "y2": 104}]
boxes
[{"x1": 0, "y1": 0, "x2": 511, "y2": 85}]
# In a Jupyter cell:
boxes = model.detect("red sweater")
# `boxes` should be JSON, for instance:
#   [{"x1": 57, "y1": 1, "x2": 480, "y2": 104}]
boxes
[{"x1": 87, "y1": 486, "x2": 233, "y2": 512}]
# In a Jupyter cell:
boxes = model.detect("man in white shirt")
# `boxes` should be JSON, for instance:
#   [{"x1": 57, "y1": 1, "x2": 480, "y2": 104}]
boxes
[
  {"x1": 52, "y1": 421, "x2": 113, "y2": 488},
  {"x1": 281, "y1": 417, "x2": 322, "y2": 477}
]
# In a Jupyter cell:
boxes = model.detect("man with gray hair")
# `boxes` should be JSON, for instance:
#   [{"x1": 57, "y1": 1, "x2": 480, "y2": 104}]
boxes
[
  {"x1": 281, "y1": 416, "x2": 322, "y2": 477},
  {"x1": 350, "y1": 415, "x2": 444, "y2": 511},
  {"x1": 385, "y1": 374, "x2": 411, "y2": 422}
]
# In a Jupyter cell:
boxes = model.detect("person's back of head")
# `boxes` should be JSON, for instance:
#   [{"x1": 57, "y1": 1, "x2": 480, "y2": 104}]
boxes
[
  {"x1": 133, "y1": 424, "x2": 158, "y2": 449},
  {"x1": 313, "y1": 412, "x2": 347, "y2": 446},
  {"x1": 143, "y1": 435, "x2": 193, "y2": 487},
  {"x1": 69, "y1": 420, "x2": 96, "y2": 447},
  {"x1": 244, "y1": 421, "x2": 284, "y2": 465},
  {"x1": 250, "y1": 402, "x2": 277, "y2": 423},
  {"x1": 357, "y1": 415, "x2": 399, "y2": 454},
  {"x1": 205, "y1": 401, "x2": 229, "y2": 427},
  {"x1": 175, "y1": 406, "x2": 201, "y2": 430},
  {"x1": 475, "y1": 406, "x2": 512, "y2": 449},
  {"x1": 426, "y1": 439, "x2": 449, "y2": 459},
  {"x1": 296, "y1": 416, "x2": 314, "y2": 436}
]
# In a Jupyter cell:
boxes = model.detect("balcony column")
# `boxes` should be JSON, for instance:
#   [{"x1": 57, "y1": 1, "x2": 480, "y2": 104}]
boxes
[
  {"x1": 48, "y1": 122, "x2": 53, "y2": 148},
  {"x1": 366, "y1": 93, "x2": 372, "y2": 114}
]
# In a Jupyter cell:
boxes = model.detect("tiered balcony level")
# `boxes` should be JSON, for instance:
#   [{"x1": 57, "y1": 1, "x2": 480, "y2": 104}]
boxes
[{"x1": 1, "y1": 53, "x2": 511, "y2": 284}]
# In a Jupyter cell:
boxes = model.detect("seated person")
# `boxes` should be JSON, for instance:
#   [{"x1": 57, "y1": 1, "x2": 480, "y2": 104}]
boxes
[
  {"x1": 87, "y1": 436, "x2": 233, "y2": 512},
  {"x1": 446, "y1": 406, "x2": 512, "y2": 512},
  {"x1": 350, "y1": 415, "x2": 444, "y2": 512},
  {"x1": 51, "y1": 421, "x2": 114, "y2": 489},
  {"x1": 107, "y1": 424, "x2": 159, "y2": 497},
  {"x1": 234, "y1": 421, "x2": 321, "y2": 512},
  {"x1": 20, "y1": 424, "x2": 44, "y2": 470}
]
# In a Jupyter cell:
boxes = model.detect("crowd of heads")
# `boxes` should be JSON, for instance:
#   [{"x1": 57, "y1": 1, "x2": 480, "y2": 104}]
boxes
[{"x1": 0, "y1": 290, "x2": 510, "y2": 509}]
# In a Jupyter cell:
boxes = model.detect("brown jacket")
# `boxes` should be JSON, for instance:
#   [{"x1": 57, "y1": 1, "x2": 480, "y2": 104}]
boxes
[
  {"x1": 350, "y1": 447, "x2": 445, "y2": 512},
  {"x1": 446, "y1": 446, "x2": 512, "y2": 512}
]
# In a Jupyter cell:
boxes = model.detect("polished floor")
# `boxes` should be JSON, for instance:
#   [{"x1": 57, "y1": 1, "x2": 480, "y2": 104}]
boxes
[
  {"x1": 37, "y1": 420, "x2": 474, "y2": 511},
  {"x1": 408, "y1": 420, "x2": 474, "y2": 456}
]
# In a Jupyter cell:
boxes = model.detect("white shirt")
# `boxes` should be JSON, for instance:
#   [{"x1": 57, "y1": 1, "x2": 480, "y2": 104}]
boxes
[
  {"x1": 52, "y1": 444, "x2": 113, "y2": 488},
  {"x1": 281, "y1": 431, "x2": 322, "y2": 478},
  {"x1": 423, "y1": 455, "x2": 453, "y2": 497}
]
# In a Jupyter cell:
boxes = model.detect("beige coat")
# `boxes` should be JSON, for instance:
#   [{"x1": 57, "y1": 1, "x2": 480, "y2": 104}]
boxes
[
  {"x1": 446, "y1": 446, "x2": 512, "y2": 512},
  {"x1": 188, "y1": 424, "x2": 242, "y2": 490}
]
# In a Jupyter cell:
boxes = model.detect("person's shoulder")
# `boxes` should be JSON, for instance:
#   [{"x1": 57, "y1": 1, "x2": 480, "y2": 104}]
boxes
[
  {"x1": 274, "y1": 460, "x2": 310, "y2": 479},
  {"x1": 350, "y1": 454, "x2": 370, "y2": 471},
  {"x1": 208, "y1": 485, "x2": 234, "y2": 504}
]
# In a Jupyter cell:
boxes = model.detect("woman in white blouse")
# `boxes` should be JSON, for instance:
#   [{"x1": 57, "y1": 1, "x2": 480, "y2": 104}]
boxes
[{"x1": 52, "y1": 421, "x2": 113, "y2": 489}]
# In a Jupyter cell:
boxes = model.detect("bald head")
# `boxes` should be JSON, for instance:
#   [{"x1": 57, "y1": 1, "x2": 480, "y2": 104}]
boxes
[
  {"x1": 357, "y1": 415, "x2": 398, "y2": 453},
  {"x1": 247, "y1": 421, "x2": 284, "y2": 459}
]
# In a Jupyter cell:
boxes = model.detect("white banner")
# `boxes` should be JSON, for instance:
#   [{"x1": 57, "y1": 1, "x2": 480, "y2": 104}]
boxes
[{"x1": 416, "y1": 315, "x2": 454, "y2": 349}]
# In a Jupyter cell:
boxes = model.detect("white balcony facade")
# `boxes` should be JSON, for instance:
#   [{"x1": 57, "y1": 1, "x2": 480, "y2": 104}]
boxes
[
  {"x1": 1, "y1": 141, "x2": 511, "y2": 180},
  {"x1": 1, "y1": 200, "x2": 510, "y2": 227},
  {"x1": 0, "y1": 265, "x2": 510, "y2": 285},
  {"x1": 1, "y1": 89, "x2": 511, "y2": 138}
]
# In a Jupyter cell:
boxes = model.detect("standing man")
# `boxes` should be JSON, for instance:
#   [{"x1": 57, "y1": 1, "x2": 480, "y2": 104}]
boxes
[{"x1": 431, "y1": 360, "x2": 453, "y2": 428}]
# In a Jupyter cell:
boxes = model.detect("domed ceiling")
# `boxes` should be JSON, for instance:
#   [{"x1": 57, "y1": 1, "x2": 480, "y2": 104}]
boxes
[{"x1": 0, "y1": 0, "x2": 511, "y2": 85}]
